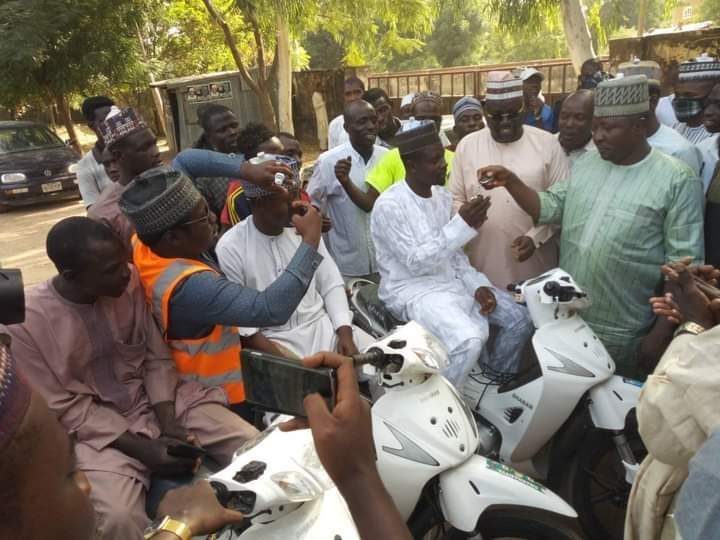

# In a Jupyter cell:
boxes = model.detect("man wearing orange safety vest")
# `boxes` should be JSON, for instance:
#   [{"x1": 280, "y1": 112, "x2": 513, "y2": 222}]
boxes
[{"x1": 120, "y1": 166, "x2": 324, "y2": 420}]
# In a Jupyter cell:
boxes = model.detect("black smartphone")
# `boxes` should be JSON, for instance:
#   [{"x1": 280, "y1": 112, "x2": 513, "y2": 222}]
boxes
[
  {"x1": 241, "y1": 350, "x2": 336, "y2": 418},
  {"x1": 167, "y1": 442, "x2": 207, "y2": 460}
]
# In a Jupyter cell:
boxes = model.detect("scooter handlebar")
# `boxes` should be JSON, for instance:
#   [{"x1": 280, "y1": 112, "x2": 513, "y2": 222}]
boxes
[{"x1": 351, "y1": 348, "x2": 387, "y2": 368}]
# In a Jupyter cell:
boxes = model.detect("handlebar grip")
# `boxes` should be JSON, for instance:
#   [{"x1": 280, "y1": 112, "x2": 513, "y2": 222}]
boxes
[{"x1": 351, "y1": 348, "x2": 386, "y2": 368}]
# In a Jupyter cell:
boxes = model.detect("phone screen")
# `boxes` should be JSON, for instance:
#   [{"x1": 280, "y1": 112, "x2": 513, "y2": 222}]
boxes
[{"x1": 241, "y1": 350, "x2": 336, "y2": 418}]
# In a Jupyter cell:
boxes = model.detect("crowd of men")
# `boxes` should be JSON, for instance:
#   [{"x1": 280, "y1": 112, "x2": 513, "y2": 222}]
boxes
[{"x1": 1, "y1": 51, "x2": 720, "y2": 540}]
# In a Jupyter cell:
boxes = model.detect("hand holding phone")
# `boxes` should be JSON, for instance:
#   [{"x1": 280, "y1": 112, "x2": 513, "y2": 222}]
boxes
[
  {"x1": 241, "y1": 350, "x2": 336, "y2": 418},
  {"x1": 280, "y1": 353, "x2": 375, "y2": 488}
]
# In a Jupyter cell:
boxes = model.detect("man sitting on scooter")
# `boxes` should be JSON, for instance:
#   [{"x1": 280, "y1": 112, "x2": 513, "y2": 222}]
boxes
[{"x1": 370, "y1": 122, "x2": 533, "y2": 387}]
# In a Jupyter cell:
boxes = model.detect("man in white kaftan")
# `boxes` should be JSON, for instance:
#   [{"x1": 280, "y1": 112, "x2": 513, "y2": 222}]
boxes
[
  {"x1": 216, "y1": 177, "x2": 373, "y2": 358},
  {"x1": 370, "y1": 122, "x2": 533, "y2": 387}
]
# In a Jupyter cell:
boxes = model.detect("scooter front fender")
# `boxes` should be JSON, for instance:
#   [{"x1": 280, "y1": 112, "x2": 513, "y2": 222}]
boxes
[{"x1": 438, "y1": 455, "x2": 577, "y2": 533}]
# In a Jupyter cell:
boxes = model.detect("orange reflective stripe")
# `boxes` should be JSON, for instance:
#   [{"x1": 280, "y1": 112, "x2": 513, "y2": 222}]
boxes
[{"x1": 132, "y1": 236, "x2": 245, "y2": 403}]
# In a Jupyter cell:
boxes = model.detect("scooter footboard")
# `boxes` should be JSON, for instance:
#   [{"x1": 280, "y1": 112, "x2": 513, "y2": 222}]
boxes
[{"x1": 438, "y1": 455, "x2": 577, "y2": 533}]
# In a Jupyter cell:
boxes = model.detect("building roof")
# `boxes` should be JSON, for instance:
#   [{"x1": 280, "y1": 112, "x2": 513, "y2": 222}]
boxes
[{"x1": 151, "y1": 70, "x2": 243, "y2": 90}]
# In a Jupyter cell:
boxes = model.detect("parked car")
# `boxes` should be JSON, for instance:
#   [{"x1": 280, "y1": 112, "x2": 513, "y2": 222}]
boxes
[{"x1": 0, "y1": 121, "x2": 81, "y2": 211}]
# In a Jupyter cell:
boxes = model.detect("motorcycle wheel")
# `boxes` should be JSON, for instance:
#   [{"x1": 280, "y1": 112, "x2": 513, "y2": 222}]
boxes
[
  {"x1": 410, "y1": 505, "x2": 583, "y2": 540},
  {"x1": 563, "y1": 426, "x2": 646, "y2": 540}
]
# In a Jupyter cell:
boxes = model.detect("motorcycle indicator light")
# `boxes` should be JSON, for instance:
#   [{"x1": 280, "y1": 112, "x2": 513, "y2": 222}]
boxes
[{"x1": 271, "y1": 472, "x2": 322, "y2": 502}]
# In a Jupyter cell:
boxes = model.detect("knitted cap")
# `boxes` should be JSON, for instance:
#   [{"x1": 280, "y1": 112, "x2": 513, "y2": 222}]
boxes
[
  {"x1": 120, "y1": 166, "x2": 202, "y2": 235},
  {"x1": 678, "y1": 53, "x2": 720, "y2": 82},
  {"x1": 396, "y1": 122, "x2": 441, "y2": 157},
  {"x1": 452, "y1": 96, "x2": 483, "y2": 120},
  {"x1": 412, "y1": 91, "x2": 442, "y2": 109},
  {"x1": 618, "y1": 59, "x2": 662, "y2": 88},
  {"x1": 0, "y1": 343, "x2": 31, "y2": 454},
  {"x1": 485, "y1": 71, "x2": 523, "y2": 101},
  {"x1": 594, "y1": 74, "x2": 650, "y2": 118},
  {"x1": 98, "y1": 107, "x2": 149, "y2": 148}
]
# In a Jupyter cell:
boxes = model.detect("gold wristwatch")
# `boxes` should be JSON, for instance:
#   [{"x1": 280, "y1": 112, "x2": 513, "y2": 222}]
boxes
[
  {"x1": 673, "y1": 321, "x2": 706, "y2": 338},
  {"x1": 143, "y1": 516, "x2": 193, "y2": 540}
]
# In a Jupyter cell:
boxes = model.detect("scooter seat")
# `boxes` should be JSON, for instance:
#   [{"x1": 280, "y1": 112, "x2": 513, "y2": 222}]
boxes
[{"x1": 356, "y1": 283, "x2": 405, "y2": 332}]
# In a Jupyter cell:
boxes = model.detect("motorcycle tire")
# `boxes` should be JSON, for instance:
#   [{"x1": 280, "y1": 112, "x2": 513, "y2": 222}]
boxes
[
  {"x1": 562, "y1": 425, "x2": 646, "y2": 540},
  {"x1": 410, "y1": 505, "x2": 584, "y2": 540}
]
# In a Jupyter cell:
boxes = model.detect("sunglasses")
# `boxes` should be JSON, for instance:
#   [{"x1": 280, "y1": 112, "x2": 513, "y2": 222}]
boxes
[{"x1": 486, "y1": 107, "x2": 526, "y2": 122}]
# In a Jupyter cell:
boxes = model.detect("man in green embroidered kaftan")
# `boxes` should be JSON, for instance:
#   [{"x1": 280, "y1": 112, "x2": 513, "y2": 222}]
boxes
[{"x1": 478, "y1": 75, "x2": 704, "y2": 376}]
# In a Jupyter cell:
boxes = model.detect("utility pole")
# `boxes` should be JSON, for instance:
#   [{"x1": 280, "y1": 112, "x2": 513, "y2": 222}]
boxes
[{"x1": 637, "y1": 0, "x2": 648, "y2": 37}]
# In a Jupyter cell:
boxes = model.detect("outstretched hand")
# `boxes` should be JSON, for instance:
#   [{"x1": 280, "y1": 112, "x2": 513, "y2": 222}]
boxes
[
  {"x1": 240, "y1": 160, "x2": 293, "y2": 190},
  {"x1": 477, "y1": 165, "x2": 519, "y2": 190},
  {"x1": 659, "y1": 261, "x2": 720, "y2": 329}
]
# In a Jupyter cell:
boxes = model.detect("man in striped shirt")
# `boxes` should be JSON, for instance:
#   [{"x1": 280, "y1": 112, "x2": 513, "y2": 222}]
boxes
[{"x1": 480, "y1": 75, "x2": 704, "y2": 377}]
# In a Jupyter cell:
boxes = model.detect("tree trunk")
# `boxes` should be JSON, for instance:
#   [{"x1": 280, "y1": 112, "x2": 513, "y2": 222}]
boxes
[
  {"x1": 48, "y1": 103, "x2": 56, "y2": 128},
  {"x1": 637, "y1": 0, "x2": 647, "y2": 36},
  {"x1": 201, "y1": 0, "x2": 276, "y2": 128},
  {"x1": 276, "y1": 15, "x2": 294, "y2": 134},
  {"x1": 559, "y1": 0, "x2": 596, "y2": 74},
  {"x1": 55, "y1": 94, "x2": 81, "y2": 153},
  {"x1": 136, "y1": 24, "x2": 167, "y2": 137}
]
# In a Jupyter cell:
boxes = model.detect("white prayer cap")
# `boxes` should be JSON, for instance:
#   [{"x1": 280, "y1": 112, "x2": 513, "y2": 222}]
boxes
[
  {"x1": 401, "y1": 93, "x2": 417, "y2": 108},
  {"x1": 485, "y1": 71, "x2": 523, "y2": 101},
  {"x1": 520, "y1": 67, "x2": 544, "y2": 81}
]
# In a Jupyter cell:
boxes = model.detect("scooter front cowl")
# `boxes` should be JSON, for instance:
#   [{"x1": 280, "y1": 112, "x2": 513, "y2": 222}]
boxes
[{"x1": 373, "y1": 375, "x2": 480, "y2": 519}]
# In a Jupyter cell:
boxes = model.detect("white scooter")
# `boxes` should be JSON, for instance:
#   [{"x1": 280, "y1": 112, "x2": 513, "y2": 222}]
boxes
[
  {"x1": 208, "y1": 321, "x2": 582, "y2": 539},
  {"x1": 349, "y1": 268, "x2": 646, "y2": 540}
]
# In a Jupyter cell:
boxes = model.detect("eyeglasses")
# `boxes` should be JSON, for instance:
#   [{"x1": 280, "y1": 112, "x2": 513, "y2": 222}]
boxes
[
  {"x1": 486, "y1": 107, "x2": 525, "y2": 122},
  {"x1": 180, "y1": 204, "x2": 211, "y2": 227}
]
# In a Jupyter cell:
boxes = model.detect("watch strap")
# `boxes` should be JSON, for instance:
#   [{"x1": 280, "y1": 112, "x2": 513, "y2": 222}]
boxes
[
  {"x1": 144, "y1": 516, "x2": 193, "y2": 540},
  {"x1": 673, "y1": 321, "x2": 706, "y2": 338}
]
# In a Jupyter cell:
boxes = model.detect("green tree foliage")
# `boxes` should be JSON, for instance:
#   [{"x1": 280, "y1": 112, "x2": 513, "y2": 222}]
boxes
[
  {"x1": 139, "y1": 0, "x2": 251, "y2": 79},
  {"x1": 700, "y1": 0, "x2": 720, "y2": 22},
  {"x1": 0, "y1": 0, "x2": 142, "y2": 146}
]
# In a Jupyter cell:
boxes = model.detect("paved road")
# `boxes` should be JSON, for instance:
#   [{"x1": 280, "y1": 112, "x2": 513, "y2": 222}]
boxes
[{"x1": 0, "y1": 198, "x2": 85, "y2": 287}]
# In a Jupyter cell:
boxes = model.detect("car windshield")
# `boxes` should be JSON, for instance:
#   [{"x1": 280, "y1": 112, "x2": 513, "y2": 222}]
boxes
[{"x1": 0, "y1": 125, "x2": 64, "y2": 154}]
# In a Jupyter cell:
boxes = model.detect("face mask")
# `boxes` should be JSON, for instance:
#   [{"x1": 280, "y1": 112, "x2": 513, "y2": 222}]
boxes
[{"x1": 672, "y1": 97, "x2": 705, "y2": 122}]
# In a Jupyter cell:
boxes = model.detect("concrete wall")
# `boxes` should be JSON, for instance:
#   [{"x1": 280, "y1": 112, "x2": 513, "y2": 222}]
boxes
[{"x1": 609, "y1": 26, "x2": 720, "y2": 94}]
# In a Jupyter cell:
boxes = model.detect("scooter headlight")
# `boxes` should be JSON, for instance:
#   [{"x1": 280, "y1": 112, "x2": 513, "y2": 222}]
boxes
[
  {"x1": 271, "y1": 471, "x2": 323, "y2": 502},
  {"x1": 414, "y1": 328, "x2": 449, "y2": 371}
]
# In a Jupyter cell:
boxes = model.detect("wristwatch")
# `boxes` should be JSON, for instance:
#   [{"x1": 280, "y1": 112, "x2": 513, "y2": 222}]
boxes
[
  {"x1": 673, "y1": 321, "x2": 706, "y2": 338},
  {"x1": 143, "y1": 516, "x2": 192, "y2": 540}
]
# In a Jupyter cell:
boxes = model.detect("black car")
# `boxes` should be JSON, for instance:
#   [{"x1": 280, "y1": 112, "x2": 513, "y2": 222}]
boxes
[{"x1": 0, "y1": 121, "x2": 81, "y2": 211}]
